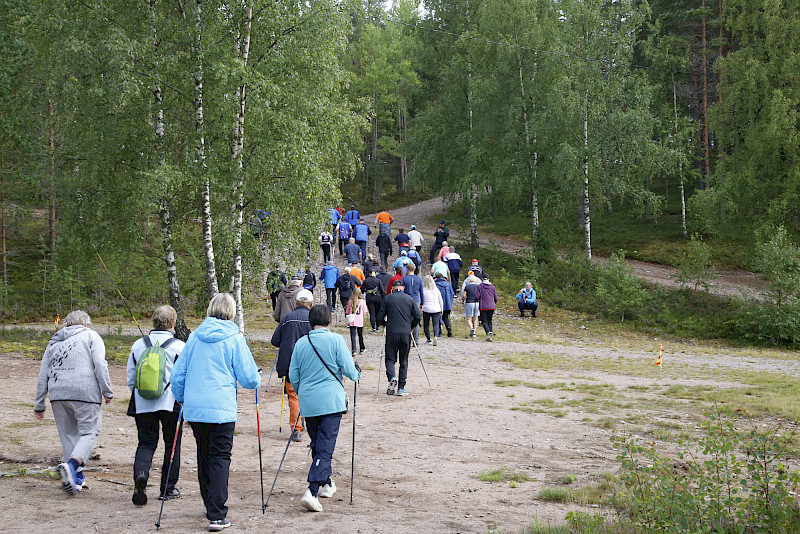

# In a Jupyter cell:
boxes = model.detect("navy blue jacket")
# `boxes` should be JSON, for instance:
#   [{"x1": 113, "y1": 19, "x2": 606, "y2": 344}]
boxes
[
  {"x1": 345, "y1": 242, "x2": 362, "y2": 264},
  {"x1": 270, "y1": 305, "x2": 311, "y2": 379}
]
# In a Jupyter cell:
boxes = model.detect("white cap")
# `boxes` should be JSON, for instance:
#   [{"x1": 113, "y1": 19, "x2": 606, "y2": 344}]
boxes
[{"x1": 296, "y1": 289, "x2": 314, "y2": 304}]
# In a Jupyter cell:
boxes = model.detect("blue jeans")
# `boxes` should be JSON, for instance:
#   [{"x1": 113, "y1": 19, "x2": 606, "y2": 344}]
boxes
[
  {"x1": 357, "y1": 240, "x2": 367, "y2": 261},
  {"x1": 379, "y1": 222, "x2": 391, "y2": 236},
  {"x1": 305, "y1": 413, "x2": 343, "y2": 496}
]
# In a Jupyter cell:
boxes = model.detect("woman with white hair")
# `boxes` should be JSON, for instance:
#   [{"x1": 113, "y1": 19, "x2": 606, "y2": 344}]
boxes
[
  {"x1": 421, "y1": 275, "x2": 444, "y2": 345},
  {"x1": 171, "y1": 293, "x2": 261, "y2": 532},
  {"x1": 34, "y1": 310, "x2": 114, "y2": 496}
]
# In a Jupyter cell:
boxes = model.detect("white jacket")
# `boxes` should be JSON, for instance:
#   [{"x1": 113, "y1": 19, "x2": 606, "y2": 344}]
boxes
[
  {"x1": 422, "y1": 286, "x2": 444, "y2": 314},
  {"x1": 126, "y1": 330, "x2": 185, "y2": 414}
]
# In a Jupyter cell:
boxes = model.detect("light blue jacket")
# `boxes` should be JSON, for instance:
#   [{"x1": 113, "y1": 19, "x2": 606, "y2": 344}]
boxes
[
  {"x1": 516, "y1": 287, "x2": 537, "y2": 304},
  {"x1": 289, "y1": 329, "x2": 360, "y2": 418},
  {"x1": 320, "y1": 265, "x2": 339, "y2": 289},
  {"x1": 126, "y1": 330, "x2": 185, "y2": 414},
  {"x1": 171, "y1": 317, "x2": 261, "y2": 423}
]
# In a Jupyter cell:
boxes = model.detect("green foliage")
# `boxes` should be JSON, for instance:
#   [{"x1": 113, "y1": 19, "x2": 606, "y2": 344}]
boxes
[
  {"x1": 599, "y1": 405, "x2": 800, "y2": 534},
  {"x1": 595, "y1": 252, "x2": 650, "y2": 321},
  {"x1": 732, "y1": 302, "x2": 800, "y2": 347},
  {"x1": 753, "y1": 226, "x2": 800, "y2": 307},
  {"x1": 671, "y1": 233, "x2": 717, "y2": 290}
]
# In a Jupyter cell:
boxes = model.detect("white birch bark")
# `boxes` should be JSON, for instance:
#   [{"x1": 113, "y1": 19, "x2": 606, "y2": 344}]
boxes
[
  {"x1": 517, "y1": 53, "x2": 539, "y2": 250},
  {"x1": 466, "y1": 0, "x2": 478, "y2": 247},
  {"x1": 673, "y1": 78, "x2": 688, "y2": 237},
  {"x1": 230, "y1": 3, "x2": 252, "y2": 332},
  {"x1": 583, "y1": 90, "x2": 592, "y2": 259},
  {"x1": 150, "y1": 0, "x2": 189, "y2": 340},
  {"x1": 194, "y1": 0, "x2": 218, "y2": 299}
]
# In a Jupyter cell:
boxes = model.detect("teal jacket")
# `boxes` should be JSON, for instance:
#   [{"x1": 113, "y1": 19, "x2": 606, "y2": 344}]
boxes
[
  {"x1": 171, "y1": 317, "x2": 261, "y2": 423},
  {"x1": 289, "y1": 329, "x2": 360, "y2": 418}
]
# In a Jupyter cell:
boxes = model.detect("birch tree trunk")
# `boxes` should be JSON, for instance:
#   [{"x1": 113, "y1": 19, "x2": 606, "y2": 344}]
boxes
[
  {"x1": 150, "y1": 0, "x2": 189, "y2": 340},
  {"x1": 230, "y1": 3, "x2": 252, "y2": 332},
  {"x1": 673, "y1": 78, "x2": 688, "y2": 237},
  {"x1": 194, "y1": 0, "x2": 218, "y2": 301},
  {"x1": 701, "y1": 0, "x2": 710, "y2": 187},
  {"x1": 466, "y1": 0, "x2": 478, "y2": 247},
  {"x1": 517, "y1": 52, "x2": 539, "y2": 250},
  {"x1": 582, "y1": 90, "x2": 592, "y2": 259}
]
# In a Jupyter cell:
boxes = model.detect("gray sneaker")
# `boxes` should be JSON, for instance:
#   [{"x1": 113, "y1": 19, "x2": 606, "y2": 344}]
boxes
[
  {"x1": 396, "y1": 388, "x2": 409, "y2": 396},
  {"x1": 386, "y1": 377, "x2": 398, "y2": 396},
  {"x1": 208, "y1": 518, "x2": 231, "y2": 531}
]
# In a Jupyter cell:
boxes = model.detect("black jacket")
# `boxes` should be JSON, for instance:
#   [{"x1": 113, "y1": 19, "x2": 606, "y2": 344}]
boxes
[
  {"x1": 270, "y1": 305, "x2": 310, "y2": 378},
  {"x1": 377, "y1": 290, "x2": 421, "y2": 335},
  {"x1": 376, "y1": 272, "x2": 393, "y2": 293},
  {"x1": 362, "y1": 276, "x2": 385, "y2": 299},
  {"x1": 334, "y1": 274, "x2": 361, "y2": 300},
  {"x1": 376, "y1": 233, "x2": 392, "y2": 255}
]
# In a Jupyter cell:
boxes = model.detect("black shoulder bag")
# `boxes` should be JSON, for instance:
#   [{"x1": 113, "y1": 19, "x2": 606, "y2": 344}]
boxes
[{"x1": 306, "y1": 334, "x2": 349, "y2": 414}]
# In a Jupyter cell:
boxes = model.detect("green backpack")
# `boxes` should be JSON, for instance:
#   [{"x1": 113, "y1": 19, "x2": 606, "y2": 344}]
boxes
[{"x1": 134, "y1": 336, "x2": 177, "y2": 400}]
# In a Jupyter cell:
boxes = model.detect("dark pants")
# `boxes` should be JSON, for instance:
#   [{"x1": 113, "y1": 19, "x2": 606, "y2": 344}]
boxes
[
  {"x1": 190, "y1": 421, "x2": 235, "y2": 521},
  {"x1": 321, "y1": 244, "x2": 331, "y2": 262},
  {"x1": 340, "y1": 294, "x2": 351, "y2": 310},
  {"x1": 518, "y1": 301, "x2": 538, "y2": 317},
  {"x1": 305, "y1": 413, "x2": 342, "y2": 497},
  {"x1": 480, "y1": 309, "x2": 495, "y2": 335},
  {"x1": 380, "y1": 252, "x2": 389, "y2": 269},
  {"x1": 442, "y1": 310, "x2": 452, "y2": 335},
  {"x1": 326, "y1": 288, "x2": 337, "y2": 310},
  {"x1": 133, "y1": 410, "x2": 181, "y2": 494},
  {"x1": 423, "y1": 311, "x2": 441, "y2": 341},
  {"x1": 430, "y1": 245, "x2": 442, "y2": 264},
  {"x1": 415, "y1": 245, "x2": 422, "y2": 253},
  {"x1": 338, "y1": 239, "x2": 345, "y2": 255},
  {"x1": 366, "y1": 295, "x2": 382, "y2": 330},
  {"x1": 357, "y1": 240, "x2": 367, "y2": 260},
  {"x1": 349, "y1": 326, "x2": 365, "y2": 353},
  {"x1": 385, "y1": 333, "x2": 411, "y2": 389},
  {"x1": 450, "y1": 271, "x2": 460, "y2": 291},
  {"x1": 270, "y1": 292, "x2": 280, "y2": 310}
]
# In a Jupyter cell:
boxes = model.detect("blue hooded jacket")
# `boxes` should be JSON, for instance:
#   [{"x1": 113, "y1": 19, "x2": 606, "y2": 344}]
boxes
[
  {"x1": 435, "y1": 277, "x2": 455, "y2": 312},
  {"x1": 320, "y1": 264, "x2": 339, "y2": 289},
  {"x1": 171, "y1": 316, "x2": 261, "y2": 423}
]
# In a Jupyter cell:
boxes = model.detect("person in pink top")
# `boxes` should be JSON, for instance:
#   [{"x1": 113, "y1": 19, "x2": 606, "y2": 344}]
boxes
[
  {"x1": 345, "y1": 287, "x2": 367, "y2": 355},
  {"x1": 437, "y1": 241, "x2": 450, "y2": 260}
]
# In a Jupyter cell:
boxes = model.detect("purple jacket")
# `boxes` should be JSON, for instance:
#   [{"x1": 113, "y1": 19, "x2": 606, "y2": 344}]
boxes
[{"x1": 475, "y1": 281, "x2": 498, "y2": 310}]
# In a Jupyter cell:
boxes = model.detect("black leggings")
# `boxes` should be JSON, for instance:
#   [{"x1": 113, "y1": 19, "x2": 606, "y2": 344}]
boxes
[
  {"x1": 349, "y1": 326, "x2": 364, "y2": 353},
  {"x1": 423, "y1": 311, "x2": 441, "y2": 341},
  {"x1": 480, "y1": 309, "x2": 494, "y2": 335},
  {"x1": 366, "y1": 295, "x2": 382, "y2": 330},
  {"x1": 442, "y1": 310, "x2": 452, "y2": 334}
]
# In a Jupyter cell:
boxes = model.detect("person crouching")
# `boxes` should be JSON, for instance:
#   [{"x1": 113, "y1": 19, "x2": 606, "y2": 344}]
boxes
[{"x1": 289, "y1": 305, "x2": 360, "y2": 512}]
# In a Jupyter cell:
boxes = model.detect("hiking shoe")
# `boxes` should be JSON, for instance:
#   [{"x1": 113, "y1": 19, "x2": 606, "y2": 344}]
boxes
[
  {"x1": 433, "y1": 337, "x2": 438, "y2": 346},
  {"x1": 208, "y1": 518, "x2": 231, "y2": 531},
  {"x1": 57, "y1": 462, "x2": 79, "y2": 496},
  {"x1": 158, "y1": 488, "x2": 181, "y2": 501},
  {"x1": 489, "y1": 332, "x2": 494, "y2": 341},
  {"x1": 318, "y1": 479, "x2": 337, "y2": 498},
  {"x1": 291, "y1": 430, "x2": 303, "y2": 442},
  {"x1": 396, "y1": 388, "x2": 409, "y2": 396},
  {"x1": 486, "y1": 334, "x2": 492, "y2": 342},
  {"x1": 359, "y1": 348, "x2": 365, "y2": 354},
  {"x1": 300, "y1": 489, "x2": 323, "y2": 512},
  {"x1": 447, "y1": 330, "x2": 452, "y2": 337},
  {"x1": 75, "y1": 471, "x2": 86, "y2": 491},
  {"x1": 386, "y1": 377, "x2": 398, "y2": 396},
  {"x1": 132, "y1": 475, "x2": 147, "y2": 506},
  {"x1": 425, "y1": 339, "x2": 432, "y2": 344},
  {"x1": 469, "y1": 329, "x2": 475, "y2": 338}
]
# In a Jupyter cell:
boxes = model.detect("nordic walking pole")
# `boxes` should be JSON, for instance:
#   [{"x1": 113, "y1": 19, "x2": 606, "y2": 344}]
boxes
[
  {"x1": 410, "y1": 335, "x2": 432, "y2": 387},
  {"x1": 265, "y1": 349, "x2": 278, "y2": 392},
  {"x1": 279, "y1": 376, "x2": 285, "y2": 432},
  {"x1": 256, "y1": 388, "x2": 265, "y2": 513},
  {"x1": 376, "y1": 327, "x2": 385, "y2": 397},
  {"x1": 94, "y1": 248, "x2": 145, "y2": 337},
  {"x1": 265, "y1": 417, "x2": 302, "y2": 507},
  {"x1": 350, "y1": 380, "x2": 357, "y2": 504},
  {"x1": 155, "y1": 405, "x2": 183, "y2": 531}
]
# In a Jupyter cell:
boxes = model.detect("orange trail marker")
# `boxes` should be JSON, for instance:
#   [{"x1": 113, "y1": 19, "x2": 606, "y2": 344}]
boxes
[
  {"x1": 656, "y1": 343, "x2": 663, "y2": 367},
  {"x1": 55, "y1": 314, "x2": 60, "y2": 330}
]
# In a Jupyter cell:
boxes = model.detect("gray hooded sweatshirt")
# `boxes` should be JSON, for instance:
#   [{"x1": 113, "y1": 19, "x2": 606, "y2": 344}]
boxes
[{"x1": 34, "y1": 325, "x2": 114, "y2": 411}]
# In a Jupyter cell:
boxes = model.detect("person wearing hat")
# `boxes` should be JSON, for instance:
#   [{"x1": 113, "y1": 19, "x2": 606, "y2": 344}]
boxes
[
  {"x1": 406, "y1": 247, "x2": 422, "y2": 271},
  {"x1": 375, "y1": 208, "x2": 394, "y2": 237},
  {"x1": 376, "y1": 229, "x2": 392, "y2": 269},
  {"x1": 407, "y1": 225, "x2": 423, "y2": 253},
  {"x1": 273, "y1": 275, "x2": 303, "y2": 322},
  {"x1": 430, "y1": 221, "x2": 449, "y2": 263},
  {"x1": 467, "y1": 259, "x2": 486, "y2": 281},
  {"x1": 271, "y1": 289, "x2": 314, "y2": 442},
  {"x1": 392, "y1": 250, "x2": 412, "y2": 276},
  {"x1": 376, "y1": 280, "x2": 421, "y2": 396}
]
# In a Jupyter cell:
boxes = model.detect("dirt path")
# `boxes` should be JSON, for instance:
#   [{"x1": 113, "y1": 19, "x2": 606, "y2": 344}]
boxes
[
  {"x1": 3, "y1": 308, "x2": 799, "y2": 533},
  {"x1": 366, "y1": 197, "x2": 767, "y2": 301}
]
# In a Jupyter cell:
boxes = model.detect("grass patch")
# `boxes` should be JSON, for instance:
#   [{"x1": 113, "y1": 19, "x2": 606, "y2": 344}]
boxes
[{"x1": 476, "y1": 467, "x2": 531, "y2": 483}]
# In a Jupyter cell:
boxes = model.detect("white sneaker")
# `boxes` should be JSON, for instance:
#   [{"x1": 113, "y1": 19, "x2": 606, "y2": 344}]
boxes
[
  {"x1": 433, "y1": 337, "x2": 438, "y2": 346},
  {"x1": 300, "y1": 488, "x2": 323, "y2": 512},
  {"x1": 318, "y1": 480, "x2": 337, "y2": 498}
]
